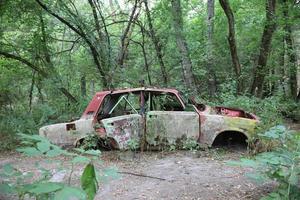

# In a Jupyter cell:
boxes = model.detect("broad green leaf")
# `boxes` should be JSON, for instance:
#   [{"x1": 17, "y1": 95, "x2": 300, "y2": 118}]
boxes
[
  {"x1": 288, "y1": 171, "x2": 298, "y2": 185},
  {"x1": 81, "y1": 163, "x2": 97, "y2": 200},
  {"x1": 3, "y1": 164, "x2": 15, "y2": 176},
  {"x1": 17, "y1": 147, "x2": 42, "y2": 156},
  {"x1": 103, "y1": 167, "x2": 119, "y2": 179},
  {"x1": 54, "y1": 186, "x2": 86, "y2": 200},
  {"x1": 37, "y1": 141, "x2": 50, "y2": 153},
  {"x1": 0, "y1": 183, "x2": 15, "y2": 194},
  {"x1": 83, "y1": 150, "x2": 101, "y2": 156},
  {"x1": 46, "y1": 148, "x2": 63, "y2": 157},
  {"x1": 227, "y1": 158, "x2": 259, "y2": 167},
  {"x1": 72, "y1": 156, "x2": 91, "y2": 164},
  {"x1": 74, "y1": 148, "x2": 86, "y2": 154},
  {"x1": 28, "y1": 182, "x2": 63, "y2": 195}
]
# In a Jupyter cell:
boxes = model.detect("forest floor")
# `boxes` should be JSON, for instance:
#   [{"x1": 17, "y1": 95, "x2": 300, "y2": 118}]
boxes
[
  {"x1": 0, "y1": 148, "x2": 275, "y2": 200},
  {"x1": 0, "y1": 121, "x2": 299, "y2": 200}
]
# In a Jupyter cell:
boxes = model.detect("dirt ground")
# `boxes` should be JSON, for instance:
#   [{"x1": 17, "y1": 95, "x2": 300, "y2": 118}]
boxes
[
  {"x1": 0, "y1": 148, "x2": 276, "y2": 200},
  {"x1": 1, "y1": 121, "x2": 299, "y2": 200}
]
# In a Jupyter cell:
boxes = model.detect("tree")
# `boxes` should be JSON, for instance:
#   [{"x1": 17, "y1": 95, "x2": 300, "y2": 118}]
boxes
[
  {"x1": 282, "y1": 0, "x2": 298, "y2": 99},
  {"x1": 219, "y1": 0, "x2": 242, "y2": 94},
  {"x1": 144, "y1": 0, "x2": 168, "y2": 86},
  {"x1": 206, "y1": 0, "x2": 217, "y2": 96},
  {"x1": 250, "y1": 0, "x2": 277, "y2": 97},
  {"x1": 170, "y1": 0, "x2": 197, "y2": 94}
]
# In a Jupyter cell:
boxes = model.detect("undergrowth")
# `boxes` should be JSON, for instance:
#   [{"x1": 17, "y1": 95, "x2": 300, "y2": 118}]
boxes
[{"x1": 228, "y1": 126, "x2": 300, "y2": 200}]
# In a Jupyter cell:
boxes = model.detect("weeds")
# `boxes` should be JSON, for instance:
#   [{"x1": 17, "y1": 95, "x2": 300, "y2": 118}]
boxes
[
  {"x1": 0, "y1": 133, "x2": 118, "y2": 200},
  {"x1": 228, "y1": 126, "x2": 300, "y2": 199}
]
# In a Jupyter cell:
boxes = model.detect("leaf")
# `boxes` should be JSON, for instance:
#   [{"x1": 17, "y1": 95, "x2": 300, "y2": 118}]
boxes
[
  {"x1": 0, "y1": 183, "x2": 15, "y2": 194},
  {"x1": 83, "y1": 150, "x2": 101, "y2": 156},
  {"x1": 3, "y1": 164, "x2": 15, "y2": 176},
  {"x1": 17, "y1": 147, "x2": 42, "y2": 156},
  {"x1": 72, "y1": 156, "x2": 91, "y2": 164},
  {"x1": 28, "y1": 182, "x2": 63, "y2": 195},
  {"x1": 81, "y1": 163, "x2": 97, "y2": 200},
  {"x1": 288, "y1": 171, "x2": 298, "y2": 185},
  {"x1": 103, "y1": 167, "x2": 119, "y2": 180},
  {"x1": 37, "y1": 141, "x2": 50, "y2": 153},
  {"x1": 227, "y1": 158, "x2": 259, "y2": 167},
  {"x1": 54, "y1": 186, "x2": 86, "y2": 200},
  {"x1": 46, "y1": 146, "x2": 65, "y2": 157}
]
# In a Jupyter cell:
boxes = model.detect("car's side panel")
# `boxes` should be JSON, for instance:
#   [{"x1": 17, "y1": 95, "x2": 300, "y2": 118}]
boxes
[
  {"x1": 199, "y1": 114, "x2": 257, "y2": 146},
  {"x1": 101, "y1": 114, "x2": 142, "y2": 149},
  {"x1": 39, "y1": 119, "x2": 94, "y2": 147},
  {"x1": 146, "y1": 111, "x2": 199, "y2": 146}
]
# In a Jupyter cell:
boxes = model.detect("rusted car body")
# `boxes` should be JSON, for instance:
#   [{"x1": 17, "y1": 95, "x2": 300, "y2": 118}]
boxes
[{"x1": 39, "y1": 87, "x2": 258, "y2": 149}]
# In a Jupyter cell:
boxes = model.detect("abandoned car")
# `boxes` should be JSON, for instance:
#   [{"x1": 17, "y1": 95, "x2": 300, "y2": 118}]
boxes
[{"x1": 39, "y1": 87, "x2": 258, "y2": 149}]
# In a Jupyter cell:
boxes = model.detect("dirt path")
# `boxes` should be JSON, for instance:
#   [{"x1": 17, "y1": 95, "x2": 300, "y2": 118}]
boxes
[
  {"x1": 0, "y1": 149, "x2": 275, "y2": 200},
  {"x1": 97, "y1": 150, "x2": 274, "y2": 200}
]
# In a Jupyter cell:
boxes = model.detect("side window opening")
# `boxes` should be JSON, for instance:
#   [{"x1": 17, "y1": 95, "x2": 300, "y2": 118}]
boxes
[
  {"x1": 97, "y1": 92, "x2": 141, "y2": 121},
  {"x1": 148, "y1": 92, "x2": 184, "y2": 111}
]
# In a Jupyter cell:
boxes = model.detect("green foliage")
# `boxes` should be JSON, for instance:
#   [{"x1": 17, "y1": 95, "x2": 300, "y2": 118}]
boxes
[
  {"x1": 81, "y1": 164, "x2": 97, "y2": 200},
  {"x1": 127, "y1": 138, "x2": 139, "y2": 151},
  {"x1": 183, "y1": 138, "x2": 199, "y2": 151},
  {"x1": 0, "y1": 133, "x2": 117, "y2": 200},
  {"x1": 228, "y1": 126, "x2": 300, "y2": 199}
]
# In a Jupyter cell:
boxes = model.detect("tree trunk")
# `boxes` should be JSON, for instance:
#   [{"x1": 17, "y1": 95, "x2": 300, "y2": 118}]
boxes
[
  {"x1": 28, "y1": 71, "x2": 36, "y2": 112},
  {"x1": 206, "y1": 0, "x2": 217, "y2": 96},
  {"x1": 283, "y1": 0, "x2": 298, "y2": 99},
  {"x1": 170, "y1": 0, "x2": 197, "y2": 94},
  {"x1": 250, "y1": 0, "x2": 276, "y2": 97},
  {"x1": 144, "y1": 0, "x2": 168, "y2": 86},
  {"x1": 81, "y1": 74, "x2": 86, "y2": 97},
  {"x1": 219, "y1": 0, "x2": 242, "y2": 95}
]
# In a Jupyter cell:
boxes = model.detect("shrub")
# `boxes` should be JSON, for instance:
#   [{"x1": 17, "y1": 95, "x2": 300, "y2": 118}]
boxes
[
  {"x1": 0, "y1": 133, "x2": 118, "y2": 200},
  {"x1": 228, "y1": 126, "x2": 300, "y2": 199}
]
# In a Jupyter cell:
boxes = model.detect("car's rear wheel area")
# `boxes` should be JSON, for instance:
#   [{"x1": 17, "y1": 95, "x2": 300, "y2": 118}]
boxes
[{"x1": 212, "y1": 131, "x2": 248, "y2": 149}]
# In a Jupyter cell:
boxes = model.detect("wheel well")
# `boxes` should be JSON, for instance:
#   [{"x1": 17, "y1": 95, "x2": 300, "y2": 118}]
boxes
[
  {"x1": 75, "y1": 136, "x2": 119, "y2": 150},
  {"x1": 212, "y1": 131, "x2": 248, "y2": 147}
]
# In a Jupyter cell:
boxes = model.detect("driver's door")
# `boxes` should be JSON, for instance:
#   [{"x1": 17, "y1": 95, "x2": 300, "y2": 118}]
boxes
[{"x1": 98, "y1": 92, "x2": 143, "y2": 149}]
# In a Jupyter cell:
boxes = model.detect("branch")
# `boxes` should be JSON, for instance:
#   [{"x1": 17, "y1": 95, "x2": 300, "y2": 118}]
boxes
[
  {"x1": 0, "y1": 51, "x2": 77, "y2": 102},
  {"x1": 0, "y1": 51, "x2": 48, "y2": 77},
  {"x1": 35, "y1": 0, "x2": 83, "y2": 37}
]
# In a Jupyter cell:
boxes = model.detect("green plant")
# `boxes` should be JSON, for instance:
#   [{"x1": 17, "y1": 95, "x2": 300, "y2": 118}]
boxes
[
  {"x1": 127, "y1": 138, "x2": 139, "y2": 151},
  {"x1": 228, "y1": 126, "x2": 300, "y2": 200},
  {"x1": 0, "y1": 133, "x2": 118, "y2": 200},
  {"x1": 183, "y1": 138, "x2": 199, "y2": 151}
]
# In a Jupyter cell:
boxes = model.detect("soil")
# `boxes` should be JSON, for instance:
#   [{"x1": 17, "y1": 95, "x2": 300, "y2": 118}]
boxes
[
  {"x1": 1, "y1": 121, "x2": 298, "y2": 200},
  {"x1": 0, "y1": 148, "x2": 275, "y2": 200}
]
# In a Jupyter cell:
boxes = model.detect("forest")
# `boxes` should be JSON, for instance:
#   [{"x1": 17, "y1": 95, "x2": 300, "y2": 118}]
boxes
[{"x1": 0, "y1": 0, "x2": 300, "y2": 199}]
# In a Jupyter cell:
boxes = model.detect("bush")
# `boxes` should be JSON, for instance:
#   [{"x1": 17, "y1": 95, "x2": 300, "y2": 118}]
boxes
[
  {"x1": 0, "y1": 133, "x2": 119, "y2": 199},
  {"x1": 229, "y1": 126, "x2": 300, "y2": 199}
]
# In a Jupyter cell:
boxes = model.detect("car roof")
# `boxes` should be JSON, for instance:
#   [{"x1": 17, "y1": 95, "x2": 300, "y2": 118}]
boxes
[{"x1": 95, "y1": 87, "x2": 180, "y2": 95}]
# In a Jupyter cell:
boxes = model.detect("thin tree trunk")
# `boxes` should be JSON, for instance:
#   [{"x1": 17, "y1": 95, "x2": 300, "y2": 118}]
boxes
[
  {"x1": 144, "y1": 0, "x2": 168, "y2": 86},
  {"x1": 283, "y1": 0, "x2": 298, "y2": 99},
  {"x1": 206, "y1": 0, "x2": 217, "y2": 96},
  {"x1": 81, "y1": 75, "x2": 86, "y2": 97},
  {"x1": 28, "y1": 71, "x2": 36, "y2": 112},
  {"x1": 219, "y1": 0, "x2": 242, "y2": 95},
  {"x1": 170, "y1": 0, "x2": 197, "y2": 94},
  {"x1": 140, "y1": 26, "x2": 152, "y2": 85},
  {"x1": 117, "y1": 0, "x2": 140, "y2": 67},
  {"x1": 250, "y1": 0, "x2": 277, "y2": 97}
]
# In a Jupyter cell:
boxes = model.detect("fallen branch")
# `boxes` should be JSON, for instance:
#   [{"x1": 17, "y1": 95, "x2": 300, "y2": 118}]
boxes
[{"x1": 118, "y1": 171, "x2": 169, "y2": 181}]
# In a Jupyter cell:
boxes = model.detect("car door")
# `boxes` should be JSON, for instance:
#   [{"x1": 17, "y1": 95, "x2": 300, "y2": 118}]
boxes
[
  {"x1": 98, "y1": 92, "x2": 143, "y2": 149},
  {"x1": 145, "y1": 92, "x2": 199, "y2": 147}
]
